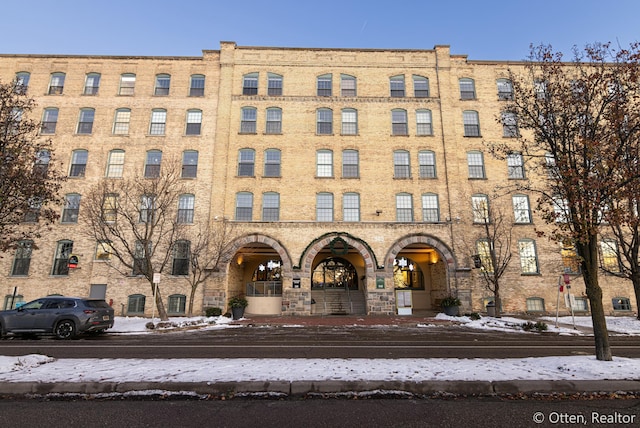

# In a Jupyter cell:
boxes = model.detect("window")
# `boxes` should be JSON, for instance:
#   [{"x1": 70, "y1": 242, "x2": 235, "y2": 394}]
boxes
[
  {"x1": 416, "y1": 109, "x2": 433, "y2": 135},
  {"x1": 265, "y1": 108, "x2": 282, "y2": 134},
  {"x1": 149, "y1": 109, "x2": 166, "y2": 135},
  {"x1": 119, "y1": 73, "x2": 136, "y2": 95},
  {"x1": 262, "y1": 192, "x2": 280, "y2": 221},
  {"x1": 343, "y1": 193, "x2": 360, "y2": 222},
  {"x1": 535, "y1": 79, "x2": 547, "y2": 100},
  {"x1": 341, "y1": 108, "x2": 357, "y2": 135},
  {"x1": 76, "y1": 108, "x2": 95, "y2": 134},
  {"x1": 422, "y1": 193, "x2": 440, "y2": 222},
  {"x1": 497, "y1": 78, "x2": 513, "y2": 100},
  {"x1": 185, "y1": 109, "x2": 202, "y2": 135},
  {"x1": 507, "y1": 152, "x2": 525, "y2": 178},
  {"x1": 459, "y1": 78, "x2": 475, "y2": 99},
  {"x1": 394, "y1": 150, "x2": 411, "y2": 178},
  {"x1": 519, "y1": 239, "x2": 539, "y2": 273},
  {"x1": 106, "y1": 150, "x2": 125, "y2": 178},
  {"x1": 11, "y1": 240, "x2": 33, "y2": 276},
  {"x1": 41, "y1": 108, "x2": 58, "y2": 134},
  {"x1": 545, "y1": 152, "x2": 560, "y2": 179},
  {"x1": 342, "y1": 150, "x2": 359, "y2": 178},
  {"x1": 413, "y1": 75, "x2": 429, "y2": 97},
  {"x1": 23, "y1": 197, "x2": 42, "y2": 223},
  {"x1": 172, "y1": 241, "x2": 190, "y2": 276},
  {"x1": 238, "y1": 149, "x2": 255, "y2": 176},
  {"x1": 127, "y1": 295, "x2": 146, "y2": 314},
  {"x1": 139, "y1": 194, "x2": 156, "y2": 223},
  {"x1": 69, "y1": 150, "x2": 89, "y2": 177},
  {"x1": 48, "y1": 72, "x2": 65, "y2": 95},
  {"x1": 341, "y1": 74, "x2": 356, "y2": 97},
  {"x1": 189, "y1": 74, "x2": 205, "y2": 96},
  {"x1": 512, "y1": 194, "x2": 532, "y2": 224},
  {"x1": 102, "y1": 193, "x2": 118, "y2": 223},
  {"x1": 526, "y1": 297, "x2": 545, "y2": 312},
  {"x1": 467, "y1": 151, "x2": 485, "y2": 178},
  {"x1": 316, "y1": 108, "x2": 333, "y2": 134},
  {"x1": 95, "y1": 240, "x2": 112, "y2": 260},
  {"x1": 392, "y1": 109, "x2": 408, "y2": 135},
  {"x1": 84, "y1": 73, "x2": 100, "y2": 95},
  {"x1": 181, "y1": 150, "x2": 198, "y2": 178},
  {"x1": 463, "y1": 110, "x2": 480, "y2": 137},
  {"x1": 61, "y1": 194, "x2": 81, "y2": 223},
  {"x1": 396, "y1": 193, "x2": 413, "y2": 222},
  {"x1": 316, "y1": 150, "x2": 333, "y2": 177},
  {"x1": 113, "y1": 108, "x2": 131, "y2": 135},
  {"x1": 264, "y1": 149, "x2": 281, "y2": 177},
  {"x1": 235, "y1": 192, "x2": 253, "y2": 221},
  {"x1": 267, "y1": 73, "x2": 282, "y2": 96},
  {"x1": 34, "y1": 150, "x2": 50, "y2": 177},
  {"x1": 600, "y1": 239, "x2": 620, "y2": 272},
  {"x1": 612, "y1": 297, "x2": 631, "y2": 311},
  {"x1": 316, "y1": 193, "x2": 334, "y2": 221},
  {"x1": 240, "y1": 107, "x2": 257, "y2": 133},
  {"x1": 502, "y1": 112, "x2": 518, "y2": 137},
  {"x1": 144, "y1": 150, "x2": 162, "y2": 178},
  {"x1": 390, "y1": 75, "x2": 405, "y2": 97},
  {"x1": 561, "y1": 243, "x2": 580, "y2": 274},
  {"x1": 317, "y1": 74, "x2": 332, "y2": 96},
  {"x1": 167, "y1": 294, "x2": 186, "y2": 315},
  {"x1": 133, "y1": 240, "x2": 149, "y2": 275},
  {"x1": 52, "y1": 240, "x2": 73, "y2": 276},
  {"x1": 568, "y1": 296, "x2": 589, "y2": 312},
  {"x1": 476, "y1": 239, "x2": 493, "y2": 273},
  {"x1": 178, "y1": 194, "x2": 195, "y2": 223},
  {"x1": 418, "y1": 150, "x2": 436, "y2": 178},
  {"x1": 553, "y1": 195, "x2": 569, "y2": 223},
  {"x1": 154, "y1": 74, "x2": 170, "y2": 96},
  {"x1": 243, "y1": 73, "x2": 258, "y2": 95},
  {"x1": 472, "y1": 194, "x2": 490, "y2": 223},
  {"x1": 15, "y1": 72, "x2": 30, "y2": 94}
]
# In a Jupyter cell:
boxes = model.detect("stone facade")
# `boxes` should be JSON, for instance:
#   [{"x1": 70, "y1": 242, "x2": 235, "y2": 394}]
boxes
[{"x1": 0, "y1": 43, "x2": 636, "y2": 318}]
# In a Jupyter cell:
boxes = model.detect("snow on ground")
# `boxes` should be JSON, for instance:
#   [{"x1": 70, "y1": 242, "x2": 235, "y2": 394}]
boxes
[{"x1": 0, "y1": 314, "x2": 638, "y2": 383}]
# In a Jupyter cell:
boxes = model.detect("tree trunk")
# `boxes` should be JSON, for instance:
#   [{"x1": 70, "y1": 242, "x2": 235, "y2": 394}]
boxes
[
  {"x1": 631, "y1": 271, "x2": 640, "y2": 321},
  {"x1": 493, "y1": 284, "x2": 502, "y2": 318},
  {"x1": 149, "y1": 282, "x2": 168, "y2": 321},
  {"x1": 577, "y1": 238, "x2": 612, "y2": 361},
  {"x1": 188, "y1": 286, "x2": 197, "y2": 317}
]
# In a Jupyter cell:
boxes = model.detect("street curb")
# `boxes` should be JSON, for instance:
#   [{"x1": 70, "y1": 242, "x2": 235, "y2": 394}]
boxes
[{"x1": 1, "y1": 380, "x2": 639, "y2": 398}]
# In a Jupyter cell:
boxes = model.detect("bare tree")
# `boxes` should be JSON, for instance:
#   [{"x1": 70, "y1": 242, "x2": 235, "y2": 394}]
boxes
[
  {"x1": 0, "y1": 80, "x2": 64, "y2": 252},
  {"x1": 181, "y1": 219, "x2": 237, "y2": 316},
  {"x1": 82, "y1": 163, "x2": 188, "y2": 320},
  {"x1": 494, "y1": 42, "x2": 640, "y2": 360}
]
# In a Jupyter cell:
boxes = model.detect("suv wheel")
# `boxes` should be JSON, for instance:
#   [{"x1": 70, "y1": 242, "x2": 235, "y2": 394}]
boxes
[{"x1": 54, "y1": 320, "x2": 76, "y2": 339}]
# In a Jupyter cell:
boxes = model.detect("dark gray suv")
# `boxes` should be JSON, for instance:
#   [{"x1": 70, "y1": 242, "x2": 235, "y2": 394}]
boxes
[{"x1": 0, "y1": 296, "x2": 114, "y2": 339}]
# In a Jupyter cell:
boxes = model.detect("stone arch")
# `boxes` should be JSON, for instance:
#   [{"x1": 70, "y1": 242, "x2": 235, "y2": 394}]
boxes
[
  {"x1": 300, "y1": 233, "x2": 377, "y2": 277},
  {"x1": 384, "y1": 233, "x2": 456, "y2": 276},
  {"x1": 223, "y1": 233, "x2": 293, "y2": 276}
]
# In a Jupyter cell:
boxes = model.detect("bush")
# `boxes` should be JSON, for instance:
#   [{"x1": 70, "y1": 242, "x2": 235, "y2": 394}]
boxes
[
  {"x1": 522, "y1": 321, "x2": 548, "y2": 332},
  {"x1": 205, "y1": 307, "x2": 222, "y2": 317},
  {"x1": 468, "y1": 312, "x2": 481, "y2": 320},
  {"x1": 535, "y1": 321, "x2": 548, "y2": 331}
]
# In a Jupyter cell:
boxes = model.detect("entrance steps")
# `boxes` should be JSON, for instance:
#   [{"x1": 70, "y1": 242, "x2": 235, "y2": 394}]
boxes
[{"x1": 311, "y1": 289, "x2": 366, "y2": 315}]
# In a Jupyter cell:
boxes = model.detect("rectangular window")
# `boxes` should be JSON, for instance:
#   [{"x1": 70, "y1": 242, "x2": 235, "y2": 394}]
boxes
[
  {"x1": 416, "y1": 110, "x2": 432, "y2": 135},
  {"x1": 264, "y1": 149, "x2": 281, "y2": 177},
  {"x1": 612, "y1": 297, "x2": 631, "y2": 311},
  {"x1": 396, "y1": 194, "x2": 413, "y2": 222},
  {"x1": 316, "y1": 151, "x2": 333, "y2": 177},
  {"x1": 600, "y1": 240, "x2": 620, "y2": 272},
  {"x1": 316, "y1": 193, "x2": 334, "y2": 221},
  {"x1": 463, "y1": 111, "x2": 480, "y2": 136},
  {"x1": 502, "y1": 112, "x2": 519, "y2": 137},
  {"x1": 95, "y1": 240, "x2": 113, "y2": 261},
  {"x1": 519, "y1": 240, "x2": 539, "y2": 273},
  {"x1": 48, "y1": 73, "x2": 65, "y2": 95},
  {"x1": 182, "y1": 151, "x2": 198, "y2": 178},
  {"x1": 106, "y1": 150, "x2": 125, "y2": 178},
  {"x1": 52, "y1": 240, "x2": 73, "y2": 276},
  {"x1": 185, "y1": 110, "x2": 202, "y2": 135},
  {"x1": 102, "y1": 194, "x2": 118, "y2": 223},
  {"x1": 69, "y1": 150, "x2": 88, "y2": 177},
  {"x1": 317, "y1": 74, "x2": 332, "y2": 96},
  {"x1": 113, "y1": 109, "x2": 131, "y2": 135},
  {"x1": 507, "y1": 153, "x2": 525, "y2": 178},
  {"x1": 243, "y1": 74, "x2": 258, "y2": 95},
  {"x1": 41, "y1": 108, "x2": 58, "y2": 134},
  {"x1": 390, "y1": 76, "x2": 405, "y2": 97},
  {"x1": 11, "y1": 240, "x2": 33, "y2": 276},
  {"x1": 240, "y1": 108, "x2": 257, "y2": 133},
  {"x1": 172, "y1": 242, "x2": 190, "y2": 276},
  {"x1": 190, "y1": 75, "x2": 205, "y2": 96},
  {"x1": 317, "y1": 109, "x2": 333, "y2": 135},
  {"x1": 413, "y1": 76, "x2": 429, "y2": 98},
  {"x1": 422, "y1": 194, "x2": 439, "y2": 222},
  {"x1": 394, "y1": 151, "x2": 411, "y2": 178},
  {"x1": 341, "y1": 109, "x2": 357, "y2": 135},
  {"x1": 139, "y1": 195, "x2": 156, "y2": 223},
  {"x1": 119, "y1": 74, "x2": 136, "y2": 95},
  {"x1": 562, "y1": 245, "x2": 580, "y2": 274},
  {"x1": 238, "y1": 149, "x2": 255, "y2": 176},
  {"x1": 342, "y1": 150, "x2": 359, "y2": 178},
  {"x1": 149, "y1": 110, "x2": 166, "y2": 135},
  {"x1": 77, "y1": 109, "x2": 94, "y2": 134},
  {"x1": 526, "y1": 297, "x2": 545, "y2": 312},
  {"x1": 343, "y1": 193, "x2": 360, "y2": 222},
  {"x1": 62, "y1": 194, "x2": 81, "y2": 223},
  {"x1": 235, "y1": 193, "x2": 253, "y2": 221},
  {"x1": 133, "y1": 241, "x2": 148, "y2": 276},
  {"x1": 262, "y1": 193, "x2": 280, "y2": 221},
  {"x1": 84, "y1": 73, "x2": 100, "y2": 95},
  {"x1": 472, "y1": 195, "x2": 489, "y2": 223},
  {"x1": 392, "y1": 110, "x2": 408, "y2": 135},
  {"x1": 177, "y1": 195, "x2": 195, "y2": 224},
  {"x1": 476, "y1": 240, "x2": 493, "y2": 273},
  {"x1": 497, "y1": 79, "x2": 513, "y2": 100},
  {"x1": 512, "y1": 195, "x2": 532, "y2": 224},
  {"x1": 267, "y1": 74, "x2": 282, "y2": 96},
  {"x1": 419, "y1": 151, "x2": 436, "y2": 178},
  {"x1": 155, "y1": 74, "x2": 170, "y2": 96},
  {"x1": 266, "y1": 108, "x2": 282, "y2": 134},
  {"x1": 467, "y1": 152, "x2": 485, "y2": 178},
  {"x1": 144, "y1": 151, "x2": 162, "y2": 178},
  {"x1": 168, "y1": 295, "x2": 186, "y2": 314},
  {"x1": 459, "y1": 78, "x2": 476, "y2": 99},
  {"x1": 341, "y1": 75, "x2": 356, "y2": 97}
]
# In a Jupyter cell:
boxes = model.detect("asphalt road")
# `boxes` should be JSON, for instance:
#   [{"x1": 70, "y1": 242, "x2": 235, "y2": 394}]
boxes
[{"x1": 1, "y1": 325, "x2": 639, "y2": 359}]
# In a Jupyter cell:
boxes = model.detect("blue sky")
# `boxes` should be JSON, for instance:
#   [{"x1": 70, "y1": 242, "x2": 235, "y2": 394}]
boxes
[{"x1": 2, "y1": 0, "x2": 637, "y2": 60}]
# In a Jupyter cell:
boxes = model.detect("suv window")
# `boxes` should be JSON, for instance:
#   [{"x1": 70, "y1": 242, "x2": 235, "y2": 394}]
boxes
[{"x1": 85, "y1": 300, "x2": 110, "y2": 309}]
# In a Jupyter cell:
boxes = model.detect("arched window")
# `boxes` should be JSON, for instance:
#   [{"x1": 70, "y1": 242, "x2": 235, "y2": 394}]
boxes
[
  {"x1": 312, "y1": 257, "x2": 358, "y2": 290},
  {"x1": 393, "y1": 256, "x2": 424, "y2": 289}
]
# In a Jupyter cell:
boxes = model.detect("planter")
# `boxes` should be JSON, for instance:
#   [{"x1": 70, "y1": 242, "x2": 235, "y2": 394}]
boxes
[
  {"x1": 231, "y1": 307, "x2": 245, "y2": 320},
  {"x1": 443, "y1": 305, "x2": 459, "y2": 316}
]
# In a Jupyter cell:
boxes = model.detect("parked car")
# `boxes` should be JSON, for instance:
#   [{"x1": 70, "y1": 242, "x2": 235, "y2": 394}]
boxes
[{"x1": 0, "y1": 296, "x2": 114, "y2": 339}]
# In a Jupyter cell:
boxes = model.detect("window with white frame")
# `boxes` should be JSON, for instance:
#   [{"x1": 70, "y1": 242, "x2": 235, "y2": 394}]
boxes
[
  {"x1": 264, "y1": 149, "x2": 281, "y2": 177},
  {"x1": 526, "y1": 297, "x2": 545, "y2": 312},
  {"x1": 113, "y1": 108, "x2": 131, "y2": 135},
  {"x1": 476, "y1": 239, "x2": 493, "y2": 273},
  {"x1": 342, "y1": 150, "x2": 359, "y2": 178},
  {"x1": 52, "y1": 240, "x2": 73, "y2": 276},
  {"x1": 341, "y1": 74, "x2": 356, "y2": 97},
  {"x1": 127, "y1": 294, "x2": 145, "y2": 314},
  {"x1": 413, "y1": 75, "x2": 429, "y2": 98},
  {"x1": 507, "y1": 152, "x2": 525, "y2": 178},
  {"x1": 265, "y1": 108, "x2": 282, "y2": 134},
  {"x1": 467, "y1": 151, "x2": 485, "y2": 178},
  {"x1": 459, "y1": 78, "x2": 476, "y2": 99},
  {"x1": 390, "y1": 75, "x2": 405, "y2": 97},
  {"x1": 11, "y1": 240, "x2": 33, "y2": 276},
  {"x1": 341, "y1": 108, "x2": 357, "y2": 135},
  {"x1": 316, "y1": 150, "x2": 333, "y2": 177},
  {"x1": 189, "y1": 74, "x2": 205, "y2": 96},
  {"x1": 177, "y1": 194, "x2": 195, "y2": 223},
  {"x1": 343, "y1": 193, "x2": 360, "y2": 222},
  {"x1": 502, "y1": 112, "x2": 518, "y2": 137},
  {"x1": 392, "y1": 109, "x2": 408, "y2": 135},
  {"x1": 61, "y1": 194, "x2": 81, "y2": 223},
  {"x1": 48, "y1": 72, "x2": 65, "y2": 95},
  {"x1": 15, "y1": 72, "x2": 30, "y2": 94},
  {"x1": 240, "y1": 107, "x2": 257, "y2": 133},
  {"x1": 519, "y1": 239, "x2": 539, "y2": 273},
  {"x1": 317, "y1": 108, "x2": 333, "y2": 134},
  {"x1": 553, "y1": 195, "x2": 569, "y2": 222},
  {"x1": 418, "y1": 150, "x2": 436, "y2": 178},
  {"x1": 76, "y1": 108, "x2": 95, "y2": 134},
  {"x1": 102, "y1": 193, "x2": 118, "y2": 223},
  {"x1": 267, "y1": 73, "x2": 282, "y2": 96},
  {"x1": 317, "y1": 74, "x2": 332, "y2": 96},
  {"x1": 172, "y1": 241, "x2": 190, "y2": 276},
  {"x1": 600, "y1": 239, "x2": 620, "y2": 272},
  {"x1": 243, "y1": 73, "x2": 258, "y2": 95},
  {"x1": 69, "y1": 150, "x2": 88, "y2": 177},
  {"x1": 167, "y1": 294, "x2": 186, "y2": 314},
  {"x1": 144, "y1": 150, "x2": 162, "y2": 178},
  {"x1": 561, "y1": 243, "x2": 581, "y2": 274},
  {"x1": 185, "y1": 109, "x2": 202, "y2": 135},
  {"x1": 612, "y1": 297, "x2": 631, "y2": 311},
  {"x1": 106, "y1": 150, "x2": 125, "y2": 178},
  {"x1": 416, "y1": 109, "x2": 433, "y2": 136},
  {"x1": 139, "y1": 194, "x2": 156, "y2": 223},
  {"x1": 41, "y1": 108, "x2": 58, "y2": 134},
  {"x1": 181, "y1": 150, "x2": 198, "y2": 178},
  {"x1": 133, "y1": 240, "x2": 149, "y2": 275},
  {"x1": 316, "y1": 193, "x2": 334, "y2": 221},
  {"x1": 396, "y1": 193, "x2": 413, "y2": 222},
  {"x1": 238, "y1": 149, "x2": 255, "y2": 176},
  {"x1": 422, "y1": 193, "x2": 440, "y2": 222},
  {"x1": 497, "y1": 78, "x2": 513, "y2": 100},
  {"x1": 512, "y1": 194, "x2": 532, "y2": 224},
  {"x1": 262, "y1": 192, "x2": 280, "y2": 221},
  {"x1": 154, "y1": 74, "x2": 170, "y2": 96},
  {"x1": 149, "y1": 109, "x2": 166, "y2": 135},
  {"x1": 119, "y1": 73, "x2": 136, "y2": 95},
  {"x1": 84, "y1": 73, "x2": 100, "y2": 95},
  {"x1": 34, "y1": 149, "x2": 50, "y2": 177},
  {"x1": 95, "y1": 240, "x2": 113, "y2": 261},
  {"x1": 394, "y1": 150, "x2": 411, "y2": 178},
  {"x1": 235, "y1": 192, "x2": 253, "y2": 221},
  {"x1": 472, "y1": 194, "x2": 490, "y2": 223},
  {"x1": 463, "y1": 110, "x2": 480, "y2": 136}
]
